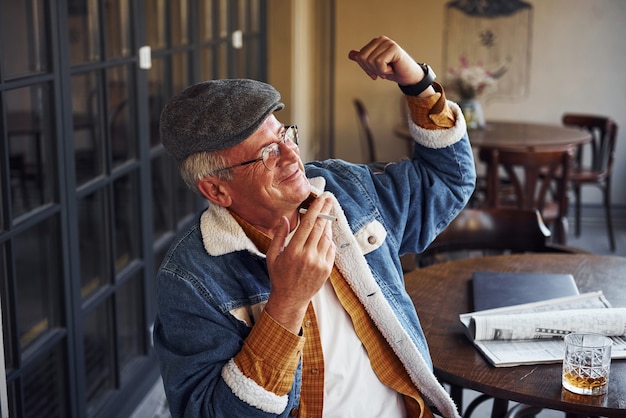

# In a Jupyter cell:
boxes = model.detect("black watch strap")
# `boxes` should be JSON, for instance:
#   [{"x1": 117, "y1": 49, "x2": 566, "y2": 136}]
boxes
[{"x1": 398, "y1": 63, "x2": 436, "y2": 96}]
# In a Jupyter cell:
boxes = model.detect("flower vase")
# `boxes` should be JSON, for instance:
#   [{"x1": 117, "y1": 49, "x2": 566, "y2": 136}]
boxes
[{"x1": 459, "y1": 99, "x2": 485, "y2": 130}]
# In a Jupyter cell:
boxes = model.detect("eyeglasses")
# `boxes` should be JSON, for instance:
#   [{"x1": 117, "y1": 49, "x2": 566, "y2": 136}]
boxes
[{"x1": 213, "y1": 125, "x2": 299, "y2": 174}]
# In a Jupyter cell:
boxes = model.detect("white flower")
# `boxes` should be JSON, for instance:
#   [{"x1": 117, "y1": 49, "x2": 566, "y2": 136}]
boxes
[{"x1": 446, "y1": 56, "x2": 502, "y2": 100}]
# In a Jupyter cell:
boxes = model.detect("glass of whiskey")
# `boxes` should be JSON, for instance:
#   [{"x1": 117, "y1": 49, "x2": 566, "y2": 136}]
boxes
[{"x1": 562, "y1": 333, "x2": 612, "y2": 395}]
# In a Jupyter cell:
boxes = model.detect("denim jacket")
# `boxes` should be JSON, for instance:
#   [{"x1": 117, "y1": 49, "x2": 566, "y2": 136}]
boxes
[{"x1": 154, "y1": 102, "x2": 475, "y2": 418}]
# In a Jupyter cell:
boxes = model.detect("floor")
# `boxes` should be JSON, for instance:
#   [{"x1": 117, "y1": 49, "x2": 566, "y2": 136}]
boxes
[{"x1": 131, "y1": 209, "x2": 625, "y2": 418}]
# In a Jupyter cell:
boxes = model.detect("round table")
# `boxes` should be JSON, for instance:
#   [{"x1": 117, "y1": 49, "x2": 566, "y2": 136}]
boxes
[
  {"x1": 468, "y1": 121, "x2": 591, "y2": 151},
  {"x1": 403, "y1": 253, "x2": 626, "y2": 417},
  {"x1": 394, "y1": 120, "x2": 591, "y2": 151}
]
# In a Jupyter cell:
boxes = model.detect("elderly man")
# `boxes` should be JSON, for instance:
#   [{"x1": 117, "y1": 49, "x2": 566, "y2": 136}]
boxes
[{"x1": 154, "y1": 36, "x2": 475, "y2": 418}]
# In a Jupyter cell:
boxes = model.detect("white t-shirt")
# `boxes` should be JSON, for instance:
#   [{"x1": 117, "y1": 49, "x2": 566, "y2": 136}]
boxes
[{"x1": 311, "y1": 280, "x2": 406, "y2": 418}]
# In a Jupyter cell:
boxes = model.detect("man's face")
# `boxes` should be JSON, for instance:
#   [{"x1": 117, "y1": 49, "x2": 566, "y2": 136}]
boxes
[{"x1": 215, "y1": 115, "x2": 311, "y2": 222}]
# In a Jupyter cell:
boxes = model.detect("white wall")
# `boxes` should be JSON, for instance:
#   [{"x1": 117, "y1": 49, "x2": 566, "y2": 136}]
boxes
[{"x1": 332, "y1": 0, "x2": 626, "y2": 207}]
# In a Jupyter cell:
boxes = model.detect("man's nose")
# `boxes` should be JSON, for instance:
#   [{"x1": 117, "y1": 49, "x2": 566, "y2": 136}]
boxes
[{"x1": 277, "y1": 139, "x2": 300, "y2": 163}]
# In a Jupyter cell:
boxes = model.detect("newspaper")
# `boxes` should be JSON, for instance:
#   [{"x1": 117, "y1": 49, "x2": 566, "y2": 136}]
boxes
[{"x1": 459, "y1": 291, "x2": 626, "y2": 367}]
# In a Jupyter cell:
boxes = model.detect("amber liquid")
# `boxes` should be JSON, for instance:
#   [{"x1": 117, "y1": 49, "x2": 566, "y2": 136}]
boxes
[{"x1": 562, "y1": 370, "x2": 608, "y2": 395}]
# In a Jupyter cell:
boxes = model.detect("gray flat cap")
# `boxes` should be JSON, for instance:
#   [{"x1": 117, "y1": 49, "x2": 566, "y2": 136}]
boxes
[{"x1": 160, "y1": 79, "x2": 284, "y2": 161}]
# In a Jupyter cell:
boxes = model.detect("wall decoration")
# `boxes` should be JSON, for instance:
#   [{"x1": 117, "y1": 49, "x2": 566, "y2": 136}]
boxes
[{"x1": 443, "y1": 0, "x2": 533, "y2": 103}]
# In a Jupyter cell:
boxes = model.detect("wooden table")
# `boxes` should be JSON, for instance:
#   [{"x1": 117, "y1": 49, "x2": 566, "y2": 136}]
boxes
[
  {"x1": 404, "y1": 253, "x2": 626, "y2": 418},
  {"x1": 395, "y1": 120, "x2": 591, "y2": 151},
  {"x1": 465, "y1": 120, "x2": 591, "y2": 151}
]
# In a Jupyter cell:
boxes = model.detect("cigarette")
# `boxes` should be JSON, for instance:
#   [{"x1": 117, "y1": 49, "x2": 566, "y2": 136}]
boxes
[{"x1": 298, "y1": 208, "x2": 337, "y2": 222}]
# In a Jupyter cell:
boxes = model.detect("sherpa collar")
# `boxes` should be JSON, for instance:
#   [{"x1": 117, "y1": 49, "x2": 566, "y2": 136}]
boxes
[{"x1": 199, "y1": 177, "x2": 328, "y2": 258}]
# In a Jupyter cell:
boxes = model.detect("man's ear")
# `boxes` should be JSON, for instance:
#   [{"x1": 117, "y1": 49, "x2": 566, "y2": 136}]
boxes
[{"x1": 197, "y1": 178, "x2": 232, "y2": 207}]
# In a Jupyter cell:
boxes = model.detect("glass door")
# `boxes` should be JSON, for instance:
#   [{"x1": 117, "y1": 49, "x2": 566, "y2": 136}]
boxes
[{"x1": 0, "y1": 0, "x2": 267, "y2": 417}]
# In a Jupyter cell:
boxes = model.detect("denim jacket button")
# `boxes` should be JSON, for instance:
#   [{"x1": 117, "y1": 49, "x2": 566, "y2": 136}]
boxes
[{"x1": 367, "y1": 235, "x2": 376, "y2": 244}]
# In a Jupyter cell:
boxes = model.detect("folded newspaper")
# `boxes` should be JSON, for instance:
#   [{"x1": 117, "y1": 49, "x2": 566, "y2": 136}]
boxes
[{"x1": 459, "y1": 291, "x2": 626, "y2": 367}]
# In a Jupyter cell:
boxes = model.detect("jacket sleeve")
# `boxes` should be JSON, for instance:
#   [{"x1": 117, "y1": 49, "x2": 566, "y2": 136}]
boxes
[
  {"x1": 153, "y1": 267, "x2": 302, "y2": 418},
  {"x1": 306, "y1": 107, "x2": 475, "y2": 258},
  {"x1": 372, "y1": 99, "x2": 476, "y2": 254}
]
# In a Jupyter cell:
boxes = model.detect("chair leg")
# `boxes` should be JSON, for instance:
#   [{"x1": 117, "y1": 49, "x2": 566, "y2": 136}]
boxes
[
  {"x1": 504, "y1": 404, "x2": 543, "y2": 418},
  {"x1": 462, "y1": 394, "x2": 492, "y2": 418},
  {"x1": 554, "y1": 217, "x2": 568, "y2": 245},
  {"x1": 491, "y1": 398, "x2": 510, "y2": 418},
  {"x1": 603, "y1": 184, "x2": 616, "y2": 251},
  {"x1": 449, "y1": 384, "x2": 463, "y2": 411},
  {"x1": 573, "y1": 184, "x2": 582, "y2": 237}
]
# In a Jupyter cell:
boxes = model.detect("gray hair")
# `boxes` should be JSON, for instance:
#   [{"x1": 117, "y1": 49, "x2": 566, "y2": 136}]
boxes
[{"x1": 179, "y1": 150, "x2": 233, "y2": 195}]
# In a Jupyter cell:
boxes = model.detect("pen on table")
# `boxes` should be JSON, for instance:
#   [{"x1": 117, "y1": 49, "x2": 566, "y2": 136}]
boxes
[{"x1": 298, "y1": 208, "x2": 337, "y2": 222}]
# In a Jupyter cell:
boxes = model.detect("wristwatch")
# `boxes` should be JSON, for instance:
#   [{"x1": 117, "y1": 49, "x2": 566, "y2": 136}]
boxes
[{"x1": 398, "y1": 63, "x2": 436, "y2": 96}]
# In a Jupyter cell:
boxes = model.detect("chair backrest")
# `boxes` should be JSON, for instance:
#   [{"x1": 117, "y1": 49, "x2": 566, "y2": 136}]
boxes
[
  {"x1": 479, "y1": 146, "x2": 573, "y2": 219},
  {"x1": 353, "y1": 98, "x2": 377, "y2": 163},
  {"x1": 416, "y1": 208, "x2": 588, "y2": 266},
  {"x1": 562, "y1": 113, "x2": 618, "y2": 175}
]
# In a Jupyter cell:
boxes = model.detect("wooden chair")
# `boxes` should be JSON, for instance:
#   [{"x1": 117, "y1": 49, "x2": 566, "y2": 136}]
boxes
[
  {"x1": 353, "y1": 98, "x2": 377, "y2": 163},
  {"x1": 478, "y1": 146, "x2": 574, "y2": 245},
  {"x1": 416, "y1": 207, "x2": 589, "y2": 267},
  {"x1": 562, "y1": 113, "x2": 618, "y2": 251}
]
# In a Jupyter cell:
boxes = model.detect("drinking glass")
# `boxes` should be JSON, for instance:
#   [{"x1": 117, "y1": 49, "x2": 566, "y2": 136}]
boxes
[{"x1": 562, "y1": 333, "x2": 612, "y2": 395}]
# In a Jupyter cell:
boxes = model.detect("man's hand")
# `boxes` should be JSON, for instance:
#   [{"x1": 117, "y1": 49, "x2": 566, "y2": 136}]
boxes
[
  {"x1": 348, "y1": 35, "x2": 424, "y2": 87},
  {"x1": 264, "y1": 197, "x2": 336, "y2": 333}
]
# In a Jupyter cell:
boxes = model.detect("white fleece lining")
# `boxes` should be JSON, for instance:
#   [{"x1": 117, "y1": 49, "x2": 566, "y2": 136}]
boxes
[
  {"x1": 221, "y1": 359, "x2": 288, "y2": 414},
  {"x1": 407, "y1": 100, "x2": 467, "y2": 149},
  {"x1": 200, "y1": 204, "x2": 265, "y2": 258},
  {"x1": 328, "y1": 197, "x2": 460, "y2": 418}
]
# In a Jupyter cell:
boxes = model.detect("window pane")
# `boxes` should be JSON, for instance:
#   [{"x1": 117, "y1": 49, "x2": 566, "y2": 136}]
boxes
[
  {"x1": 175, "y1": 174, "x2": 196, "y2": 223},
  {"x1": 246, "y1": 37, "x2": 260, "y2": 79},
  {"x1": 148, "y1": 58, "x2": 166, "y2": 147},
  {"x1": 84, "y1": 301, "x2": 114, "y2": 414},
  {"x1": 171, "y1": 0, "x2": 189, "y2": 46},
  {"x1": 113, "y1": 172, "x2": 140, "y2": 273},
  {"x1": 104, "y1": 0, "x2": 131, "y2": 59},
  {"x1": 78, "y1": 189, "x2": 110, "y2": 300},
  {"x1": 117, "y1": 273, "x2": 146, "y2": 385},
  {"x1": 236, "y1": 0, "x2": 246, "y2": 31},
  {"x1": 14, "y1": 216, "x2": 62, "y2": 350},
  {"x1": 217, "y1": 43, "x2": 228, "y2": 79},
  {"x1": 200, "y1": 48, "x2": 214, "y2": 81},
  {"x1": 5, "y1": 84, "x2": 57, "y2": 219},
  {"x1": 250, "y1": 0, "x2": 261, "y2": 32},
  {"x1": 1, "y1": 0, "x2": 48, "y2": 77},
  {"x1": 233, "y1": 45, "x2": 245, "y2": 78},
  {"x1": 0, "y1": 243, "x2": 14, "y2": 370},
  {"x1": 151, "y1": 156, "x2": 174, "y2": 240},
  {"x1": 152, "y1": 154, "x2": 196, "y2": 237},
  {"x1": 108, "y1": 66, "x2": 136, "y2": 166},
  {"x1": 72, "y1": 72, "x2": 104, "y2": 185},
  {"x1": 145, "y1": 0, "x2": 166, "y2": 49},
  {"x1": 68, "y1": 0, "x2": 101, "y2": 65},
  {"x1": 172, "y1": 52, "x2": 190, "y2": 96},
  {"x1": 22, "y1": 345, "x2": 69, "y2": 418},
  {"x1": 200, "y1": 0, "x2": 214, "y2": 41},
  {"x1": 7, "y1": 380, "x2": 17, "y2": 418},
  {"x1": 218, "y1": 0, "x2": 228, "y2": 38}
]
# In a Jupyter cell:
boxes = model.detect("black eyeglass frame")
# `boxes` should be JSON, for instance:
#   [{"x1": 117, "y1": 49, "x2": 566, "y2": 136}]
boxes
[{"x1": 211, "y1": 125, "x2": 299, "y2": 174}]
